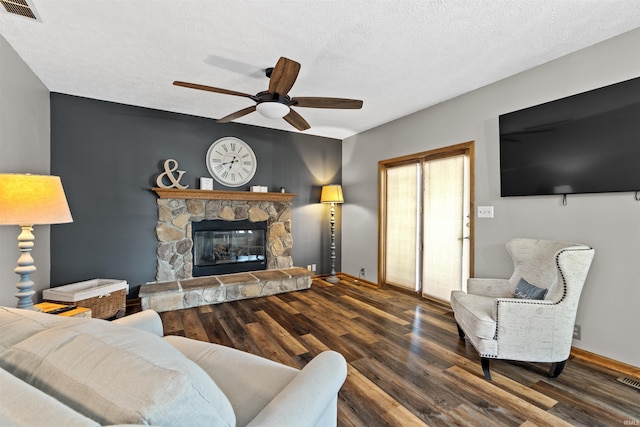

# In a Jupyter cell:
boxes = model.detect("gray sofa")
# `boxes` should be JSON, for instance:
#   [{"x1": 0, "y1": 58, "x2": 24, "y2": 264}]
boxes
[{"x1": 0, "y1": 306, "x2": 347, "y2": 427}]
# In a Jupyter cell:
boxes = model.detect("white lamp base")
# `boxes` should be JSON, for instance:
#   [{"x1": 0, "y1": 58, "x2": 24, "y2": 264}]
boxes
[
  {"x1": 14, "y1": 225, "x2": 37, "y2": 310},
  {"x1": 326, "y1": 275, "x2": 340, "y2": 284}
]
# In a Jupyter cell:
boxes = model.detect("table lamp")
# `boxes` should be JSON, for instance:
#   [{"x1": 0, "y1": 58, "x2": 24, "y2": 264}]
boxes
[
  {"x1": 320, "y1": 185, "x2": 343, "y2": 284},
  {"x1": 0, "y1": 174, "x2": 73, "y2": 309}
]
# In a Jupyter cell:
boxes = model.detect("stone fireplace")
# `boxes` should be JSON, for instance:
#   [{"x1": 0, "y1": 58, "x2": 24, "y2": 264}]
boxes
[
  {"x1": 153, "y1": 188, "x2": 295, "y2": 282},
  {"x1": 140, "y1": 188, "x2": 311, "y2": 313}
]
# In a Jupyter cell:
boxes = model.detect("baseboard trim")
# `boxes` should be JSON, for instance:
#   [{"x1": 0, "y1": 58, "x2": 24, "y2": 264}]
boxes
[
  {"x1": 571, "y1": 346, "x2": 640, "y2": 378},
  {"x1": 335, "y1": 272, "x2": 379, "y2": 288}
]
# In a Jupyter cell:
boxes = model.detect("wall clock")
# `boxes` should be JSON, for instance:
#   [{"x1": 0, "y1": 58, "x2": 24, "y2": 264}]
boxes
[{"x1": 206, "y1": 137, "x2": 257, "y2": 187}]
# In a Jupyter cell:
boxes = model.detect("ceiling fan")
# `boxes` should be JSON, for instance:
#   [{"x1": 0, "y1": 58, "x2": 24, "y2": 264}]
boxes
[{"x1": 173, "y1": 57, "x2": 363, "y2": 131}]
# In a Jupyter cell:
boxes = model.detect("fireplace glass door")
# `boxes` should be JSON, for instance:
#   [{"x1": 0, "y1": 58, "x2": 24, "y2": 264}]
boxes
[{"x1": 192, "y1": 220, "x2": 267, "y2": 276}]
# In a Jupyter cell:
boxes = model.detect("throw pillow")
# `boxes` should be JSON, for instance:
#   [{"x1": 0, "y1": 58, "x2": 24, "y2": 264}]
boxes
[
  {"x1": 0, "y1": 309, "x2": 235, "y2": 427},
  {"x1": 514, "y1": 278, "x2": 548, "y2": 300}
]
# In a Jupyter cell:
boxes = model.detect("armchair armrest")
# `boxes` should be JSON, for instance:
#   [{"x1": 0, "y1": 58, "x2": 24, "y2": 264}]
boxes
[
  {"x1": 493, "y1": 298, "x2": 572, "y2": 362},
  {"x1": 247, "y1": 351, "x2": 347, "y2": 427},
  {"x1": 467, "y1": 278, "x2": 513, "y2": 297},
  {"x1": 111, "y1": 309, "x2": 164, "y2": 337}
]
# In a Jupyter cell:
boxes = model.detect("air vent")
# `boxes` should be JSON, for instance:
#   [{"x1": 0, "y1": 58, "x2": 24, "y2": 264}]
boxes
[
  {"x1": 1, "y1": 0, "x2": 36, "y2": 19},
  {"x1": 617, "y1": 376, "x2": 640, "y2": 390}
]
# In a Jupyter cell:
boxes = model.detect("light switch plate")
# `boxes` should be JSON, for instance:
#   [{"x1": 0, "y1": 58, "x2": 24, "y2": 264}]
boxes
[{"x1": 478, "y1": 206, "x2": 494, "y2": 218}]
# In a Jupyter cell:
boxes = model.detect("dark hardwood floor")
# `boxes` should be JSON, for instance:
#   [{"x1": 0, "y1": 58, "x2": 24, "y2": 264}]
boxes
[{"x1": 158, "y1": 276, "x2": 640, "y2": 426}]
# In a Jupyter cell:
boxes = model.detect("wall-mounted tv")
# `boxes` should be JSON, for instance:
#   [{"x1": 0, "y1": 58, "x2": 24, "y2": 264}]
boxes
[{"x1": 499, "y1": 77, "x2": 640, "y2": 197}]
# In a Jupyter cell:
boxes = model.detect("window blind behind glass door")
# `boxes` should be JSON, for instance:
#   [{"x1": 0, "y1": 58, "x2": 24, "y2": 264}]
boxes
[
  {"x1": 385, "y1": 162, "x2": 419, "y2": 290},
  {"x1": 422, "y1": 155, "x2": 465, "y2": 302}
]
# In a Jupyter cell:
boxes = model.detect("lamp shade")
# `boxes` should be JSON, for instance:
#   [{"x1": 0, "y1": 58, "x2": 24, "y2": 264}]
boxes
[
  {"x1": 0, "y1": 174, "x2": 73, "y2": 225},
  {"x1": 320, "y1": 185, "x2": 344, "y2": 204}
]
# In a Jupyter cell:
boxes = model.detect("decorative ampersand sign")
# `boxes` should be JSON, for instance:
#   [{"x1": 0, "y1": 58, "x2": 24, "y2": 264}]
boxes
[{"x1": 156, "y1": 159, "x2": 189, "y2": 189}]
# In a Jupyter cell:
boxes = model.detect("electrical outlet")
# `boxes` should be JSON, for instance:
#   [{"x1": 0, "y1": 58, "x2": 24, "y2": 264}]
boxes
[
  {"x1": 477, "y1": 206, "x2": 494, "y2": 218},
  {"x1": 360, "y1": 267, "x2": 365, "y2": 277},
  {"x1": 311, "y1": 264, "x2": 317, "y2": 272},
  {"x1": 573, "y1": 324, "x2": 581, "y2": 340},
  {"x1": 307, "y1": 264, "x2": 312, "y2": 271}
]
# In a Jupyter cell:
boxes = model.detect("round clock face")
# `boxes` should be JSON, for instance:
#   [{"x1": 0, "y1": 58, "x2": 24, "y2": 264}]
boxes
[{"x1": 206, "y1": 137, "x2": 257, "y2": 187}]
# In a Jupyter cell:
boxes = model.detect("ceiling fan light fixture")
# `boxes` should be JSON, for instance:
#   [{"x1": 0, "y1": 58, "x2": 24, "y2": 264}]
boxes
[{"x1": 256, "y1": 101, "x2": 290, "y2": 119}]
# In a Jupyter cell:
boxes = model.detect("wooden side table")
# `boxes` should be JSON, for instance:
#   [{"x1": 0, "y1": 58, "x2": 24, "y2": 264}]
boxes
[{"x1": 35, "y1": 302, "x2": 92, "y2": 318}]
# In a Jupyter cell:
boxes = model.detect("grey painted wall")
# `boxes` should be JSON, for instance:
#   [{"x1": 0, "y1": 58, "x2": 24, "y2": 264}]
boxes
[
  {"x1": 342, "y1": 28, "x2": 640, "y2": 367},
  {"x1": 50, "y1": 94, "x2": 341, "y2": 296},
  {"x1": 0, "y1": 35, "x2": 51, "y2": 308}
]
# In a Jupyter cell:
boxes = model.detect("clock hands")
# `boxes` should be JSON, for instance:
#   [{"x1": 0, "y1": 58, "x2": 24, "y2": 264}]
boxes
[{"x1": 221, "y1": 156, "x2": 239, "y2": 170}]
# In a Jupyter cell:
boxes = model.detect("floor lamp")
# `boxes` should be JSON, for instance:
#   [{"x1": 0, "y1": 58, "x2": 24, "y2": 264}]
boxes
[
  {"x1": 0, "y1": 174, "x2": 73, "y2": 309},
  {"x1": 320, "y1": 185, "x2": 343, "y2": 284}
]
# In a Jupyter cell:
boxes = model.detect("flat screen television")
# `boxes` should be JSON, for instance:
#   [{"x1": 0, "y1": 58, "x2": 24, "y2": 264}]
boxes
[{"x1": 499, "y1": 77, "x2": 640, "y2": 197}]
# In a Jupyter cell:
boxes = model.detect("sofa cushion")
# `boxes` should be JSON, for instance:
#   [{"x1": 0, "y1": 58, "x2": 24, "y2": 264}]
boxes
[
  {"x1": 0, "y1": 366, "x2": 99, "y2": 427},
  {"x1": 513, "y1": 278, "x2": 548, "y2": 300},
  {"x1": 0, "y1": 305, "x2": 70, "y2": 351},
  {"x1": 0, "y1": 307, "x2": 235, "y2": 427}
]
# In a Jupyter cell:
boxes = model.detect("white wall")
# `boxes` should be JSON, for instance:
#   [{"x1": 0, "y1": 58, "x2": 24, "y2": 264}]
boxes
[
  {"x1": 0, "y1": 35, "x2": 51, "y2": 307},
  {"x1": 342, "y1": 28, "x2": 640, "y2": 367}
]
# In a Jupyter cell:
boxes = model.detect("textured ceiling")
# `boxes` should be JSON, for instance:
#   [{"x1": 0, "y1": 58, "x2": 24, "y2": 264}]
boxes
[{"x1": 1, "y1": 1, "x2": 639, "y2": 139}]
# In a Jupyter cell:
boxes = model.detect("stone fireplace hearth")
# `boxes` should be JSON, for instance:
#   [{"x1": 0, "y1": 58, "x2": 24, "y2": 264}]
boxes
[{"x1": 152, "y1": 188, "x2": 297, "y2": 282}]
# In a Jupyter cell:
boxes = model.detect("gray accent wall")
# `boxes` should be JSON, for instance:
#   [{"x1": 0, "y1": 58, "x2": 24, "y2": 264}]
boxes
[
  {"x1": 342, "y1": 28, "x2": 640, "y2": 367},
  {"x1": 0, "y1": 35, "x2": 51, "y2": 308},
  {"x1": 50, "y1": 94, "x2": 341, "y2": 296}
]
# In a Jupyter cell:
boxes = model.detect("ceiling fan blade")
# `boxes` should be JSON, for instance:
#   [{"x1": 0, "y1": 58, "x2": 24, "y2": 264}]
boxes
[
  {"x1": 268, "y1": 57, "x2": 301, "y2": 95},
  {"x1": 283, "y1": 109, "x2": 311, "y2": 131},
  {"x1": 217, "y1": 105, "x2": 257, "y2": 123},
  {"x1": 173, "y1": 81, "x2": 253, "y2": 98},
  {"x1": 292, "y1": 97, "x2": 363, "y2": 109}
]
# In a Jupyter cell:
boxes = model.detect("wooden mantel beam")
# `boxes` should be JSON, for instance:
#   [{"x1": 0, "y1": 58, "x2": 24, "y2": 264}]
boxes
[{"x1": 151, "y1": 187, "x2": 297, "y2": 202}]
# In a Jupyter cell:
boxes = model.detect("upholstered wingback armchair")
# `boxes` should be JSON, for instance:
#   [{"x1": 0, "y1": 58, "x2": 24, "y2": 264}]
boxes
[{"x1": 450, "y1": 238, "x2": 595, "y2": 380}]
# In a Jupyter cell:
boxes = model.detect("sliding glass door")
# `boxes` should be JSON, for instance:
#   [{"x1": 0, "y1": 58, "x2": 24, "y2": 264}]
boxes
[
  {"x1": 379, "y1": 142, "x2": 474, "y2": 303},
  {"x1": 421, "y1": 154, "x2": 470, "y2": 301}
]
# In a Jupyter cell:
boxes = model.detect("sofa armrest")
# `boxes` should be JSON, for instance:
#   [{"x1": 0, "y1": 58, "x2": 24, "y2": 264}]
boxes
[
  {"x1": 111, "y1": 309, "x2": 164, "y2": 337},
  {"x1": 247, "y1": 351, "x2": 347, "y2": 427},
  {"x1": 467, "y1": 278, "x2": 513, "y2": 297}
]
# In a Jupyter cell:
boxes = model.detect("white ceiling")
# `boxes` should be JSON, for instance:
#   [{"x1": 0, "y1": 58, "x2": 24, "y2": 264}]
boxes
[{"x1": 1, "y1": 1, "x2": 639, "y2": 140}]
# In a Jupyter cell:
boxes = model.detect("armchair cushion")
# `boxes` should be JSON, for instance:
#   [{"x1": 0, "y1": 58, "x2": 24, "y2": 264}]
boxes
[
  {"x1": 513, "y1": 278, "x2": 548, "y2": 300},
  {"x1": 450, "y1": 291, "x2": 496, "y2": 340},
  {"x1": 466, "y1": 278, "x2": 513, "y2": 298}
]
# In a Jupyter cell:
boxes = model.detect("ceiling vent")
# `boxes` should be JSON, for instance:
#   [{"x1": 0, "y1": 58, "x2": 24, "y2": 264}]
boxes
[{"x1": 1, "y1": 0, "x2": 37, "y2": 20}]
